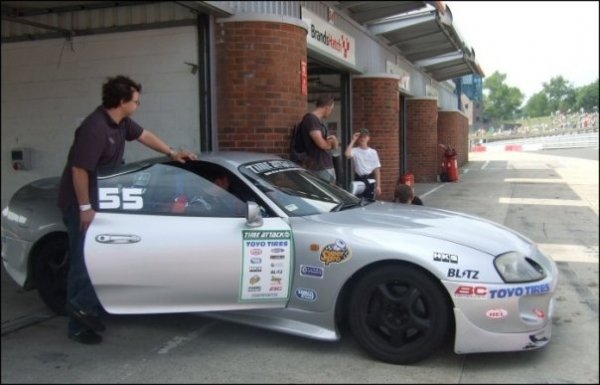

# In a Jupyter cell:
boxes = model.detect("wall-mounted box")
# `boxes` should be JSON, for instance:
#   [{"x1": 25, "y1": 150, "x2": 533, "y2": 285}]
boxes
[{"x1": 11, "y1": 148, "x2": 31, "y2": 170}]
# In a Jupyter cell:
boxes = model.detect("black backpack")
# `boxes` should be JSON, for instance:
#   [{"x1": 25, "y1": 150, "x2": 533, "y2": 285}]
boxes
[{"x1": 289, "y1": 117, "x2": 307, "y2": 164}]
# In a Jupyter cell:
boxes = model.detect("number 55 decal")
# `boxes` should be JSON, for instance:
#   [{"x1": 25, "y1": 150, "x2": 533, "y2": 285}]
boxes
[{"x1": 99, "y1": 188, "x2": 144, "y2": 210}]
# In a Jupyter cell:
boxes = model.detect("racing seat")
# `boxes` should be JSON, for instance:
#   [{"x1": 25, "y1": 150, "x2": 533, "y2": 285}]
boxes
[{"x1": 170, "y1": 194, "x2": 188, "y2": 213}]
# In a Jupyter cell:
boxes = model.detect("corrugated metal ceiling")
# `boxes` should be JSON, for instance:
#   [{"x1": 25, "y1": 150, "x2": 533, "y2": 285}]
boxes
[
  {"x1": 1, "y1": 1, "x2": 483, "y2": 80},
  {"x1": 333, "y1": 1, "x2": 484, "y2": 80}
]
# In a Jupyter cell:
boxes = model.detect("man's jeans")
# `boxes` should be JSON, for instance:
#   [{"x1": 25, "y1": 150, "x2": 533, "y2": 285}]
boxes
[
  {"x1": 354, "y1": 173, "x2": 376, "y2": 201},
  {"x1": 314, "y1": 167, "x2": 336, "y2": 184},
  {"x1": 63, "y1": 206, "x2": 102, "y2": 334}
]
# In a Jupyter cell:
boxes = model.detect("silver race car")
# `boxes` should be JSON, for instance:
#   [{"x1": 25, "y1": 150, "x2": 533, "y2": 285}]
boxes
[{"x1": 1, "y1": 152, "x2": 558, "y2": 364}]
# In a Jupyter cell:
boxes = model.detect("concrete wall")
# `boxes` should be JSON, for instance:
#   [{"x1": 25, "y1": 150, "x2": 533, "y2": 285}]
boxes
[{"x1": 1, "y1": 26, "x2": 200, "y2": 208}]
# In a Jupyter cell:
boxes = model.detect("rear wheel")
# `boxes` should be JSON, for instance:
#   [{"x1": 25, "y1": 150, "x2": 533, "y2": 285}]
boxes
[
  {"x1": 349, "y1": 265, "x2": 450, "y2": 364},
  {"x1": 34, "y1": 236, "x2": 69, "y2": 315}
]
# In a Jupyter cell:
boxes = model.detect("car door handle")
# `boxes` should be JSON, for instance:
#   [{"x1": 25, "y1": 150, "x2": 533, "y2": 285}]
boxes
[{"x1": 95, "y1": 234, "x2": 141, "y2": 244}]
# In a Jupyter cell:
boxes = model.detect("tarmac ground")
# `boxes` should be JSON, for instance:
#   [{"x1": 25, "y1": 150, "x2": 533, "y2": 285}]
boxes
[{"x1": 2, "y1": 148, "x2": 598, "y2": 383}]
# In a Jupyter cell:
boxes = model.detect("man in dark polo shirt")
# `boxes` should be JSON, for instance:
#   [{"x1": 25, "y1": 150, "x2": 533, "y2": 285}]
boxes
[
  {"x1": 297, "y1": 95, "x2": 339, "y2": 183},
  {"x1": 57, "y1": 75, "x2": 197, "y2": 345}
]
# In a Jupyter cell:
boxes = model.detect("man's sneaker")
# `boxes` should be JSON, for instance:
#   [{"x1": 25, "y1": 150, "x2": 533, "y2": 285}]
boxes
[
  {"x1": 66, "y1": 302, "x2": 106, "y2": 332},
  {"x1": 68, "y1": 329, "x2": 103, "y2": 345}
]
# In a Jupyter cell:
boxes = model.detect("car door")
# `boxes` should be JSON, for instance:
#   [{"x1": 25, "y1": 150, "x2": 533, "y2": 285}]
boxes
[{"x1": 84, "y1": 161, "x2": 293, "y2": 314}]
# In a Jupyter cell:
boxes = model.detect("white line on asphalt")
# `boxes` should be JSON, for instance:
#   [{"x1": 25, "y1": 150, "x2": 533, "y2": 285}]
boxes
[
  {"x1": 538, "y1": 243, "x2": 599, "y2": 264},
  {"x1": 498, "y1": 197, "x2": 588, "y2": 206},
  {"x1": 503, "y1": 178, "x2": 565, "y2": 183},
  {"x1": 421, "y1": 184, "x2": 446, "y2": 198},
  {"x1": 481, "y1": 160, "x2": 490, "y2": 169},
  {"x1": 157, "y1": 320, "x2": 217, "y2": 354}
]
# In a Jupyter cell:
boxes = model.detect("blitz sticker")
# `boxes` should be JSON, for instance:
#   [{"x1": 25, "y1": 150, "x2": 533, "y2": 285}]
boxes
[
  {"x1": 300, "y1": 265, "x2": 324, "y2": 279},
  {"x1": 320, "y1": 239, "x2": 351, "y2": 266},
  {"x1": 447, "y1": 268, "x2": 479, "y2": 280}
]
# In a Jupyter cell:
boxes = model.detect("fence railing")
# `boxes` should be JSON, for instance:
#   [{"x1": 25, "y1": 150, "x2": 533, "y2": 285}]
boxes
[{"x1": 471, "y1": 132, "x2": 599, "y2": 151}]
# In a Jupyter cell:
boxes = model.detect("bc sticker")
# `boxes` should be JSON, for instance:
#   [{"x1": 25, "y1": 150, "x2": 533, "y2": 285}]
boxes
[{"x1": 320, "y1": 239, "x2": 351, "y2": 266}]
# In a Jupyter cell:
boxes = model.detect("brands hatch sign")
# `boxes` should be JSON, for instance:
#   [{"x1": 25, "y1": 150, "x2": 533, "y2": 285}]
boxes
[{"x1": 301, "y1": 7, "x2": 356, "y2": 67}]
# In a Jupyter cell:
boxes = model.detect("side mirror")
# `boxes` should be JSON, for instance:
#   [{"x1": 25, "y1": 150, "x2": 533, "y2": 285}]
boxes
[
  {"x1": 246, "y1": 201, "x2": 263, "y2": 228},
  {"x1": 351, "y1": 180, "x2": 365, "y2": 196}
]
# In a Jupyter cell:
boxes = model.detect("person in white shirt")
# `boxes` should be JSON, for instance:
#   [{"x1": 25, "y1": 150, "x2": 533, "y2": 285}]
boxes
[{"x1": 344, "y1": 128, "x2": 381, "y2": 201}]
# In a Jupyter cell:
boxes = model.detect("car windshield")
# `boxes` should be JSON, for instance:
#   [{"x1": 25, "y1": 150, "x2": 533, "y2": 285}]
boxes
[{"x1": 239, "y1": 159, "x2": 361, "y2": 216}]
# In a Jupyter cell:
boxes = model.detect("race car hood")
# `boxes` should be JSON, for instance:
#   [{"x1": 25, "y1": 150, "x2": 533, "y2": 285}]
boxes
[{"x1": 307, "y1": 201, "x2": 534, "y2": 257}]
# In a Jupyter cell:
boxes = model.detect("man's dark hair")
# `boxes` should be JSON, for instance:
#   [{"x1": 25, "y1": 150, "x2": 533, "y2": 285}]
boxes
[
  {"x1": 102, "y1": 75, "x2": 142, "y2": 108},
  {"x1": 394, "y1": 183, "x2": 414, "y2": 204},
  {"x1": 315, "y1": 95, "x2": 335, "y2": 108}
]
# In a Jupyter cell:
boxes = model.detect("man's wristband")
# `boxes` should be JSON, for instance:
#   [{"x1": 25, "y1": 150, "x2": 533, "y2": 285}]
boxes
[
  {"x1": 167, "y1": 148, "x2": 176, "y2": 157},
  {"x1": 79, "y1": 204, "x2": 92, "y2": 212}
]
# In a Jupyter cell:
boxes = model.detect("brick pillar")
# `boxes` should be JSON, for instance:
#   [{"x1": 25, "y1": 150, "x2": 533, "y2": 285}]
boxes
[
  {"x1": 215, "y1": 20, "x2": 307, "y2": 157},
  {"x1": 438, "y1": 110, "x2": 469, "y2": 167},
  {"x1": 352, "y1": 76, "x2": 400, "y2": 201},
  {"x1": 406, "y1": 98, "x2": 439, "y2": 182}
]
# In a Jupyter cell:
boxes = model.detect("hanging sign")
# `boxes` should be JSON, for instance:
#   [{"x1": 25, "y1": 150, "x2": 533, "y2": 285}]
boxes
[
  {"x1": 386, "y1": 60, "x2": 411, "y2": 93},
  {"x1": 302, "y1": 7, "x2": 355, "y2": 66}
]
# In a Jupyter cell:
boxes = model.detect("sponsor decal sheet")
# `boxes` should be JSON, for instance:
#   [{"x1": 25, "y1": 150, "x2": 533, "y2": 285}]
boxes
[{"x1": 240, "y1": 230, "x2": 292, "y2": 301}]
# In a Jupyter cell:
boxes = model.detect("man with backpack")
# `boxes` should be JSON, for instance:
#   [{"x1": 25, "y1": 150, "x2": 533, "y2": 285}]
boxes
[{"x1": 291, "y1": 95, "x2": 339, "y2": 183}]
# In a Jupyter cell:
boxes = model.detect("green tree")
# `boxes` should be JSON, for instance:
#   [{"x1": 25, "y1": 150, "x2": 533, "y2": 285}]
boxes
[
  {"x1": 542, "y1": 76, "x2": 576, "y2": 113},
  {"x1": 524, "y1": 91, "x2": 550, "y2": 118},
  {"x1": 483, "y1": 71, "x2": 524, "y2": 123},
  {"x1": 575, "y1": 79, "x2": 599, "y2": 112}
]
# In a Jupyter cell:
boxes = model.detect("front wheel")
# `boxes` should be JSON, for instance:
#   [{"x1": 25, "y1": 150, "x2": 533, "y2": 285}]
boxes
[
  {"x1": 349, "y1": 265, "x2": 451, "y2": 364},
  {"x1": 33, "y1": 236, "x2": 69, "y2": 315}
]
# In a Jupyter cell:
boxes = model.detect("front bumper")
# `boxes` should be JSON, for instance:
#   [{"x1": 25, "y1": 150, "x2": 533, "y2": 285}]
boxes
[
  {"x1": 454, "y1": 296, "x2": 555, "y2": 354},
  {"x1": 1, "y1": 230, "x2": 32, "y2": 288}
]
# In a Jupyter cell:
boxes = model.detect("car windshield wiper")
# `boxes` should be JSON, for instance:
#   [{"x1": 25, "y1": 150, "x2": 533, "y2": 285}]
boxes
[{"x1": 331, "y1": 201, "x2": 361, "y2": 212}]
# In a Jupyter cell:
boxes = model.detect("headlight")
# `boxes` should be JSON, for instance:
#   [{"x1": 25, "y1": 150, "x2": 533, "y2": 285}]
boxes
[{"x1": 494, "y1": 251, "x2": 546, "y2": 283}]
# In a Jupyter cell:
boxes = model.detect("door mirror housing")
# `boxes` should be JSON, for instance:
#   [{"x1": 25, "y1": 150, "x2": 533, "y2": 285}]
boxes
[{"x1": 246, "y1": 201, "x2": 263, "y2": 227}]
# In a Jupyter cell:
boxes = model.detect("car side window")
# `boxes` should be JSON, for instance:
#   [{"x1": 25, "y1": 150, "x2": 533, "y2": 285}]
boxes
[{"x1": 97, "y1": 163, "x2": 246, "y2": 217}]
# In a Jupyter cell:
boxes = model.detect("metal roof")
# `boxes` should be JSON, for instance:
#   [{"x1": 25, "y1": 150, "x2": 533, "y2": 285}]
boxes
[
  {"x1": 2, "y1": 1, "x2": 483, "y2": 80},
  {"x1": 0, "y1": 1, "x2": 232, "y2": 17},
  {"x1": 333, "y1": 1, "x2": 485, "y2": 80}
]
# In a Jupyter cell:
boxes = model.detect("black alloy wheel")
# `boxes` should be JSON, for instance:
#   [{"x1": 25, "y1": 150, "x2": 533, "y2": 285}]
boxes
[
  {"x1": 34, "y1": 237, "x2": 69, "y2": 316},
  {"x1": 349, "y1": 264, "x2": 451, "y2": 364}
]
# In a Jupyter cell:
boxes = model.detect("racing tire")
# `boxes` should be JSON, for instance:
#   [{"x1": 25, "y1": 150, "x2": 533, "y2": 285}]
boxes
[
  {"x1": 349, "y1": 264, "x2": 450, "y2": 364},
  {"x1": 34, "y1": 236, "x2": 69, "y2": 316}
]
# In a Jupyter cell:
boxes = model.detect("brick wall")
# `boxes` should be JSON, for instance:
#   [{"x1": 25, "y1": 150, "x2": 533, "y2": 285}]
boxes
[
  {"x1": 215, "y1": 21, "x2": 307, "y2": 157},
  {"x1": 352, "y1": 77, "x2": 400, "y2": 201},
  {"x1": 438, "y1": 111, "x2": 469, "y2": 167},
  {"x1": 406, "y1": 99, "x2": 439, "y2": 182}
]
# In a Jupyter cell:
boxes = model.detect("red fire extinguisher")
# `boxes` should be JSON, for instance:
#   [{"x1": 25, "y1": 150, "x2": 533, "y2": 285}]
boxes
[
  {"x1": 444, "y1": 147, "x2": 459, "y2": 182},
  {"x1": 399, "y1": 172, "x2": 414, "y2": 187},
  {"x1": 439, "y1": 144, "x2": 459, "y2": 182}
]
